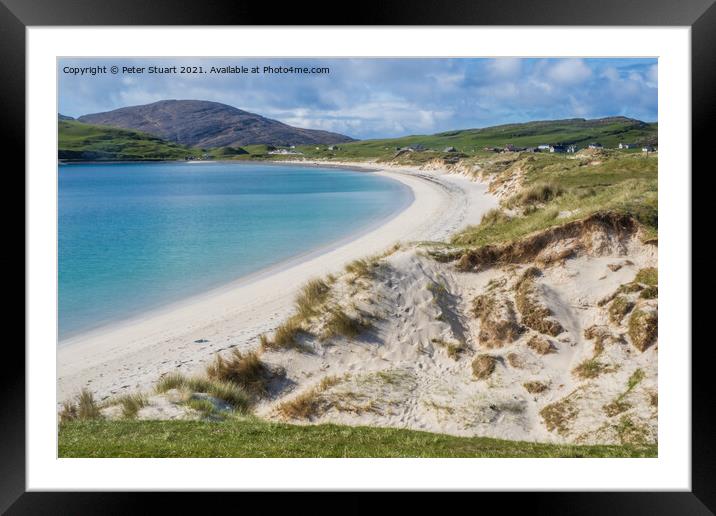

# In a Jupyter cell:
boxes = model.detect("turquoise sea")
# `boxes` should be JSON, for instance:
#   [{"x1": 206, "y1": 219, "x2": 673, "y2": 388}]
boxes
[{"x1": 58, "y1": 162, "x2": 411, "y2": 340}]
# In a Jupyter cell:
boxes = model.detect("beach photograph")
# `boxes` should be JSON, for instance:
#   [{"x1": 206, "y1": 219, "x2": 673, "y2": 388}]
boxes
[{"x1": 56, "y1": 57, "x2": 658, "y2": 458}]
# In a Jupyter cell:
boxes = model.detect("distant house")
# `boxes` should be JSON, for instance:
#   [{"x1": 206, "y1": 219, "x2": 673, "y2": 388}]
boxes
[
  {"x1": 443, "y1": 146, "x2": 458, "y2": 153},
  {"x1": 327, "y1": 145, "x2": 341, "y2": 151},
  {"x1": 642, "y1": 145, "x2": 656, "y2": 152},
  {"x1": 537, "y1": 144, "x2": 551, "y2": 151},
  {"x1": 619, "y1": 143, "x2": 636, "y2": 149},
  {"x1": 588, "y1": 143, "x2": 603, "y2": 149},
  {"x1": 567, "y1": 145, "x2": 578, "y2": 153},
  {"x1": 549, "y1": 144, "x2": 567, "y2": 153},
  {"x1": 399, "y1": 144, "x2": 427, "y2": 152}
]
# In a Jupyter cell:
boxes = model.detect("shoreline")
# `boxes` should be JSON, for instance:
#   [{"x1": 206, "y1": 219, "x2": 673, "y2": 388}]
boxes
[
  {"x1": 59, "y1": 162, "x2": 413, "y2": 342},
  {"x1": 57, "y1": 162, "x2": 498, "y2": 402}
]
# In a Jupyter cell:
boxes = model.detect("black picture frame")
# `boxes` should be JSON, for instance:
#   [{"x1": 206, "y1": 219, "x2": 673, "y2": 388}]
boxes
[{"x1": 5, "y1": 0, "x2": 712, "y2": 512}]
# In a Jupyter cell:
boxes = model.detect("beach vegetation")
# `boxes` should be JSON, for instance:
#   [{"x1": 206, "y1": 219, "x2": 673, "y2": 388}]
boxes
[
  {"x1": 294, "y1": 278, "x2": 331, "y2": 319},
  {"x1": 322, "y1": 306, "x2": 368, "y2": 340},
  {"x1": 540, "y1": 397, "x2": 578, "y2": 436},
  {"x1": 608, "y1": 295, "x2": 634, "y2": 324},
  {"x1": 634, "y1": 267, "x2": 658, "y2": 286},
  {"x1": 628, "y1": 308, "x2": 658, "y2": 352},
  {"x1": 573, "y1": 358, "x2": 612, "y2": 379},
  {"x1": 155, "y1": 372, "x2": 250, "y2": 413},
  {"x1": 471, "y1": 354, "x2": 497, "y2": 380},
  {"x1": 205, "y1": 349, "x2": 272, "y2": 397},
  {"x1": 260, "y1": 316, "x2": 306, "y2": 351},
  {"x1": 115, "y1": 392, "x2": 149, "y2": 419},
  {"x1": 59, "y1": 389, "x2": 102, "y2": 423}
]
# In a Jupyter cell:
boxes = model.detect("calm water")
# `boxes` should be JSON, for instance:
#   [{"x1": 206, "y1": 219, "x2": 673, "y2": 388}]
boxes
[{"x1": 58, "y1": 161, "x2": 411, "y2": 340}]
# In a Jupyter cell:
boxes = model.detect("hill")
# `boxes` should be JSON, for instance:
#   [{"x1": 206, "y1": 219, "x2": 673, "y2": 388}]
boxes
[
  {"x1": 58, "y1": 120, "x2": 197, "y2": 161},
  {"x1": 292, "y1": 116, "x2": 657, "y2": 160},
  {"x1": 78, "y1": 100, "x2": 354, "y2": 148}
]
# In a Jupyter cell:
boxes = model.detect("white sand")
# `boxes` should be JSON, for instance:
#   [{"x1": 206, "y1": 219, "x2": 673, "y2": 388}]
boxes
[{"x1": 57, "y1": 164, "x2": 497, "y2": 402}]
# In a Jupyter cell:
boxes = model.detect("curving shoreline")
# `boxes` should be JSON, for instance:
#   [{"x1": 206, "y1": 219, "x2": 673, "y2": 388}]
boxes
[{"x1": 57, "y1": 163, "x2": 498, "y2": 402}]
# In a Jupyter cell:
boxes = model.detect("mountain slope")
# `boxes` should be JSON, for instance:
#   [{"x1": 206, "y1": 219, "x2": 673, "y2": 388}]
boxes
[
  {"x1": 78, "y1": 100, "x2": 354, "y2": 148},
  {"x1": 58, "y1": 120, "x2": 196, "y2": 161}
]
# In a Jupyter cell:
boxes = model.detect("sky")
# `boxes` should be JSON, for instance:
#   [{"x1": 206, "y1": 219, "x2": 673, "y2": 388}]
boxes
[{"x1": 58, "y1": 58, "x2": 657, "y2": 140}]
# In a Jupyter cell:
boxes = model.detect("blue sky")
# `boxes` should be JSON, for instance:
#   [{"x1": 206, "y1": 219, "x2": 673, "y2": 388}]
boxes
[{"x1": 58, "y1": 58, "x2": 657, "y2": 140}]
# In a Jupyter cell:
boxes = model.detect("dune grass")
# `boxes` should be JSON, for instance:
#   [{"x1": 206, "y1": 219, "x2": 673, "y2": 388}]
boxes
[
  {"x1": 114, "y1": 393, "x2": 149, "y2": 419},
  {"x1": 295, "y1": 278, "x2": 332, "y2": 319},
  {"x1": 206, "y1": 349, "x2": 270, "y2": 397},
  {"x1": 58, "y1": 418, "x2": 657, "y2": 458},
  {"x1": 59, "y1": 389, "x2": 102, "y2": 423},
  {"x1": 155, "y1": 372, "x2": 251, "y2": 413},
  {"x1": 452, "y1": 153, "x2": 657, "y2": 248},
  {"x1": 322, "y1": 307, "x2": 367, "y2": 340}
]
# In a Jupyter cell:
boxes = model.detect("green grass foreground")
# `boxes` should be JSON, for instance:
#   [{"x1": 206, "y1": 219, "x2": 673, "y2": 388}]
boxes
[{"x1": 58, "y1": 419, "x2": 657, "y2": 458}]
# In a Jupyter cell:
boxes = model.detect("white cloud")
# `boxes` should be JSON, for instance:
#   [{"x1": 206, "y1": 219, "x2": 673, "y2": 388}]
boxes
[
  {"x1": 487, "y1": 58, "x2": 522, "y2": 78},
  {"x1": 546, "y1": 59, "x2": 592, "y2": 85}
]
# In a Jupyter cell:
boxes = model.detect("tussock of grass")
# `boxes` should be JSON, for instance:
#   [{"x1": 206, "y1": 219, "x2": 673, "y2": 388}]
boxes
[
  {"x1": 185, "y1": 398, "x2": 220, "y2": 417},
  {"x1": 115, "y1": 393, "x2": 149, "y2": 419},
  {"x1": 261, "y1": 316, "x2": 305, "y2": 351},
  {"x1": 59, "y1": 389, "x2": 102, "y2": 423},
  {"x1": 295, "y1": 278, "x2": 331, "y2": 319},
  {"x1": 471, "y1": 293, "x2": 521, "y2": 348},
  {"x1": 634, "y1": 267, "x2": 658, "y2": 286},
  {"x1": 514, "y1": 269, "x2": 564, "y2": 337},
  {"x1": 639, "y1": 286, "x2": 658, "y2": 299},
  {"x1": 510, "y1": 182, "x2": 564, "y2": 207},
  {"x1": 345, "y1": 258, "x2": 372, "y2": 277},
  {"x1": 608, "y1": 295, "x2": 634, "y2": 324},
  {"x1": 603, "y1": 400, "x2": 631, "y2": 417},
  {"x1": 275, "y1": 376, "x2": 340, "y2": 420},
  {"x1": 573, "y1": 358, "x2": 612, "y2": 379},
  {"x1": 523, "y1": 381, "x2": 549, "y2": 394},
  {"x1": 614, "y1": 415, "x2": 650, "y2": 445},
  {"x1": 628, "y1": 308, "x2": 658, "y2": 352},
  {"x1": 472, "y1": 354, "x2": 497, "y2": 380},
  {"x1": 431, "y1": 338, "x2": 466, "y2": 360},
  {"x1": 322, "y1": 306, "x2": 367, "y2": 340},
  {"x1": 206, "y1": 349, "x2": 271, "y2": 397},
  {"x1": 540, "y1": 397, "x2": 578, "y2": 436},
  {"x1": 527, "y1": 334, "x2": 556, "y2": 355},
  {"x1": 479, "y1": 208, "x2": 512, "y2": 227},
  {"x1": 155, "y1": 372, "x2": 250, "y2": 413},
  {"x1": 506, "y1": 352, "x2": 524, "y2": 368}
]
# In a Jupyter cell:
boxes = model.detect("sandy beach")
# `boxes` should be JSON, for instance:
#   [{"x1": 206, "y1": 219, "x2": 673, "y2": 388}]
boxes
[{"x1": 57, "y1": 163, "x2": 497, "y2": 403}]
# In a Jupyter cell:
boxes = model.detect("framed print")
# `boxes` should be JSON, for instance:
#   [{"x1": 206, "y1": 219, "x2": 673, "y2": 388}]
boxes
[{"x1": 5, "y1": 0, "x2": 714, "y2": 511}]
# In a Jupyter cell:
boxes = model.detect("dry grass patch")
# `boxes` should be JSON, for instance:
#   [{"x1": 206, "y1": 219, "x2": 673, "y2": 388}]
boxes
[
  {"x1": 472, "y1": 354, "x2": 497, "y2": 380},
  {"x1": 114, "y1": 393, "x2": 149, "y2": 419},
  {"x1": 294, "y1": 278, "x2": 331, "y2": 319},
  {"x1": 514, "y1": 268, "x2": 564, "y2": 337},
  {"x1": 614, "y1": 415, "x2": 650, "y2": 445},
  {"x1": 634, "y1": 267, "x2": 657, "y2": 287},
  {"x1": 608, "y1": 295, "x2": 634, "y2": 325},
  {"x1": 59, "y1": 389, "x2": 102, "y2": 423},
  {"x1": 206, "y1": 349, "x2": 273, "y2": 397},
  {"x1": 275, "y1": 375, "x2": 341, "y2": 420},
  {"x1": 322, "y1": 306, "x2": 368, "y2": 340},
  {"x1": 603, "y1": 400, "x2": 631, "y2": 417},
  {"x1": 155, "y1": 372, "x2": 250, "y2": 413},
  {"x1": 523, "y1": 381, "x2": 549, "y2": 394},
  {"x1": 527, "y1": 334, "x2": 556, "y2": 355},
  {"x1": 260, "y1": 315, "x2": 306, "y2": 351},
  {"x1": 628, "y1": 308, "x2": 658, "y2": 352},
  {"x1": 432, "y1": 338, "x2": 466, "y2": 360},
  {"x1": 507, "y1": 352, "x2": 525, "y2": 368},
  {"x1": 573, "y1": 358, "x2": 613, "y2": 379},
  {"x1": 471, "y1": 293, "x2": 521, "y2": 348},
  {"x1": 540, "y1": 397, "x2": 578, "y2": 436},
  {"x1": 639, "y1": 286, "x2": 658, "y2": 299}
]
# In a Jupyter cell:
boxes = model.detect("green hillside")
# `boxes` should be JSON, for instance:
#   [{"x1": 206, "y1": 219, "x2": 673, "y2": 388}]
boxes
[
  {"x1": 58, "y1": 120, "x2": 198, "y2": 161},
  {"x1": 289, "y1": 116, "x2": 657, "y2": 161}
]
